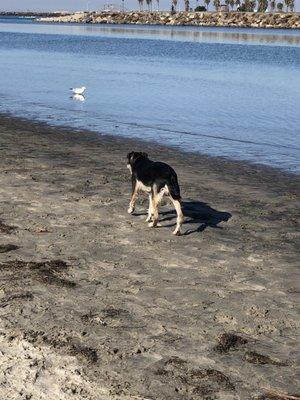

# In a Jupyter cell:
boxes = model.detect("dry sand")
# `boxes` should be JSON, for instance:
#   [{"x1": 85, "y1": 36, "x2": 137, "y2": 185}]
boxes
[{"x1": 0, "y1": 114, "x2": 299, "y2": 400}]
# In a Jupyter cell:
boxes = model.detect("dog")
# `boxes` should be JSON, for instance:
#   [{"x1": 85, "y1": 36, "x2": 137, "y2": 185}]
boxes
[{"x1": 127, "y1": 152, "x2": 184, "y2": 235}]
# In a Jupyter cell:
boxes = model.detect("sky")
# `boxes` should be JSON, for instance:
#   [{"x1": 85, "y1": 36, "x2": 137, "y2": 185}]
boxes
[{"x1": 0, "y1": 0, "x2": 298, "y2": 11}]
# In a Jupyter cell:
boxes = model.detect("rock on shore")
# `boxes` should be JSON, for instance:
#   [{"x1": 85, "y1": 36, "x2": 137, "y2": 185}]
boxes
[{"x1": 37, "y1": 11, "x2": 300, "y2": 29}]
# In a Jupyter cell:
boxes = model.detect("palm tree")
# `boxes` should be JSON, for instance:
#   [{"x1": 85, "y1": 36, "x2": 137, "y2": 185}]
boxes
[
  {"x1": 229, "y1": 0, "x2": 235, "y2": 9},
  {"x1": 146, "y1": 0, "x2": 152, "y2": 10},
  {"x1": 204, "y1": 0, "x2": 211, "y2": 10},
  {"x1": 172, "y1": 0, "x2": 178, "y2": 11},
  {"x1": 225, "y1": 0, "x2": 230, "y2": 8},
  {"x1": 185, "y1": 0, "x2": 190, "y2": 11},
  {"x1": 284, "y1": 0, "x2": 295, "y2": 12},
  {"x1": 270, "y1": 0, "x2": 276, "y2": 11},
  {"x1": 138, "y1": 0, "x2": 144, "y2": 10},
  {"x1": 235, "y1": 0, "x2": 241, "y2": 9},
  {"x1": 156, "y1": 0, "x2": 160, "y2": 10},
  {"x1": 213, "y1": 0, "x2": 220, "y2": 10}
]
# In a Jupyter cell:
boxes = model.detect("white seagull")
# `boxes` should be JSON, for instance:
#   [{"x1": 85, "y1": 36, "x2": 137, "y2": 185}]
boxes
[{"x1": 70, "y1": 86, "x2": 86, "y2": 95}]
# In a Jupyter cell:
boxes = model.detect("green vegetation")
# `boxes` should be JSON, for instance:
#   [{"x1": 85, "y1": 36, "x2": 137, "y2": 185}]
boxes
[
  {"x1": 204, "y1": 0, "x2": 211, "y2": 10},
  {"x1": 184, "y1": 0, "x2": 190, "y2": 11}
]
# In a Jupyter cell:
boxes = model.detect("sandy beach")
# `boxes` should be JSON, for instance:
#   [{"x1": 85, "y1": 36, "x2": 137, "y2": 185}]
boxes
[{"x1": 0, "y1": 114, "x2": 299, "y2": 400}]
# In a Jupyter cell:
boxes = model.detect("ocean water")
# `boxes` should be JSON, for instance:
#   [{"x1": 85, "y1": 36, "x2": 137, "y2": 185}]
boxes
[{"x1": 0, "y1": 17, "x2": 299, "y2": 173}]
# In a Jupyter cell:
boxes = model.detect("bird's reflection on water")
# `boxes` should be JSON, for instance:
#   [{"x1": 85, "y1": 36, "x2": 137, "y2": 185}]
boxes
[{"x1": 71, "y1": 94, "x2": 85, "y2": 102}]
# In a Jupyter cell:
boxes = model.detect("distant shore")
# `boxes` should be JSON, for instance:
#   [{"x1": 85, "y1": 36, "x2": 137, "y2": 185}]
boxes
[
  {"x1": 36, "y1": 11, "x2": 300, "y2": 29},
  {"x1": 0, "y1": 11, "x2": 71, "y2": 18}
]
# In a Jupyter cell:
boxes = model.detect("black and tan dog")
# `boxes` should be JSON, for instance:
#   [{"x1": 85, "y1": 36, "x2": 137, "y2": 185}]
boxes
[{"x1": 127, "y1": 152, "x2": 184, "y2": 235}]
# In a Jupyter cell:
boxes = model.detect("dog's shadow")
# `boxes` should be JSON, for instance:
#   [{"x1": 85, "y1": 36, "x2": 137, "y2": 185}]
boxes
[{"x1": 159, "y1": 200, "x2": 232, "y2": 236}]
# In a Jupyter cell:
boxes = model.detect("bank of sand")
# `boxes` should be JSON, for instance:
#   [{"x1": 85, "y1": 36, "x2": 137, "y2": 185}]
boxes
[{"x1": 0, "y1": 114, "x2": 299, "y2": 400}]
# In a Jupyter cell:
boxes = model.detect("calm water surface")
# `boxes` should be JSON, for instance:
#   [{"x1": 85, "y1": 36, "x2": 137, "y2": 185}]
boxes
[{"x1": 0, "y1": 17, "x2": 299, "y2": 172}]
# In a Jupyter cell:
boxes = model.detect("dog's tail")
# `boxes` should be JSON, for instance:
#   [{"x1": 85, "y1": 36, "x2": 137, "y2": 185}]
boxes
[{"x1": 168, "y1": 175, "x2": 181, "y2": 201}]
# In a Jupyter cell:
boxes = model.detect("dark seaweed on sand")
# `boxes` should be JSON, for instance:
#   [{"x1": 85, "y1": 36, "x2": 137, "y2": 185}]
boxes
[
  {"x1": 0, "y1": 244, "x2": 19, "y2": 253},
  {"x1": 0, "y1": 259, "x2": 76, "y2": 288},
  {"x1": 214, "y1": 332, "x2": 248, "y2": 353}
]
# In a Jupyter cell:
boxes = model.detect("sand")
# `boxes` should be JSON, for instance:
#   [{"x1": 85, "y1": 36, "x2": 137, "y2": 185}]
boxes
[{"x1": 0, "y1": 114, "x2": 299, "y2": 400}]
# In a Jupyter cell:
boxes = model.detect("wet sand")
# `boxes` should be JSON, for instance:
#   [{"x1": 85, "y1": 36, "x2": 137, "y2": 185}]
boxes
[{"x1": 0, "y1": 114, "x2": 299, "y2": 400}]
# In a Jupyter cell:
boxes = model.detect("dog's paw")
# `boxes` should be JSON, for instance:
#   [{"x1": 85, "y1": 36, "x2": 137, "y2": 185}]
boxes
[
  {"x1": 127, "y1": 206, "x2": 134, "y2": 214},
  {"x1": 148, "y1": 221, "x2": 161, "y2": 228},
  {"x1": 145, "y1": 216, "x2": 152, "y2": 222},
  {"x1": 173, "y1": 230, "x2": 181, "y2": 236}
]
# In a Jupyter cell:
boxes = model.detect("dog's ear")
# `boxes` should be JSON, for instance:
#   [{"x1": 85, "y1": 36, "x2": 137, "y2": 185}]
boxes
[
  {"x1": 127, "y1": 152, "x2": 135, "y2": 164},
  {"x1": 127, "y1": 151, "x2": 147, "y2": 165}
]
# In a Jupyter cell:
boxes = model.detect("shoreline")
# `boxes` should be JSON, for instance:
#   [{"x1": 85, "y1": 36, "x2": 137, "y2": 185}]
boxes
[
  {"x1": 1, "y1": 112, "x2": 299, "y2": 181},
  {"x1": 0, "y1": 113, "x2": 299, "y2": 399},
  {"x1": 37, "y1": 11, "x2": 300, "y2": 29}
]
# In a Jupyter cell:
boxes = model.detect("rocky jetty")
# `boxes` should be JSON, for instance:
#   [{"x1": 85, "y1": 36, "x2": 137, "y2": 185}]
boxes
[{"x1": 37, "y1": 11, "x2": 300, "y2": 29}]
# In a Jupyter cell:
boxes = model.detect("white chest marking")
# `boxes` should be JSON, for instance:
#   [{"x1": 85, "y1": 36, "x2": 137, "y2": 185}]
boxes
[{"x1": 127, "y1": 164, "x2": 132, "y2": 175}]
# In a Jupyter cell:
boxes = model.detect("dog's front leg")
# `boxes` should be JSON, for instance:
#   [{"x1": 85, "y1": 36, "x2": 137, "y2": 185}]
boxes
[
  {"x1": 148, "y1": 189, "x2": 160, "y2": 228},
  {"x1": 146, "y1": 194, "x2": 153, "y2": 222},
  {"x1": 128, "y1": 177, "x2": 138, "y2": 214}
]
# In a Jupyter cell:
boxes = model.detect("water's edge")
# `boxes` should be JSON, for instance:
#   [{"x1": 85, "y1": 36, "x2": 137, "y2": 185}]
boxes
[{"x1": 2, "y1": 111, "x2": 299, "y2": 181}]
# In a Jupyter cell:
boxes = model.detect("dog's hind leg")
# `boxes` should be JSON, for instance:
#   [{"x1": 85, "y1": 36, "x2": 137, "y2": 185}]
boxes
[
  {"x1": 148, "y1": 192, "x2": 159, "y2": 228},
  {"x1": 169, "y1": 197, "x2": 184, "y2": 236},
  {"x1": 148, "y1": 186, "x2": 164, "y2": 228}
]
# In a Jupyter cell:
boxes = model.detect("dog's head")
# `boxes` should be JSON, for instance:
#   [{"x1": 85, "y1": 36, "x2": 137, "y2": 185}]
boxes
[{"x1": 127, "y1": 152, "x2": 148, "y2": 173}]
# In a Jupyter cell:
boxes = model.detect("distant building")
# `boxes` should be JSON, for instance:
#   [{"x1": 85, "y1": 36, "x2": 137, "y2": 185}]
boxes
[
  {"x1": 103, "y1": 4, "x2": 123, "y2": 12},
  {"x1": 218, "y1": 4, "x2": 230, "y2": 11},
  {"x1": 53, "y1": 11, "x2": 70, "y2": 15}
]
